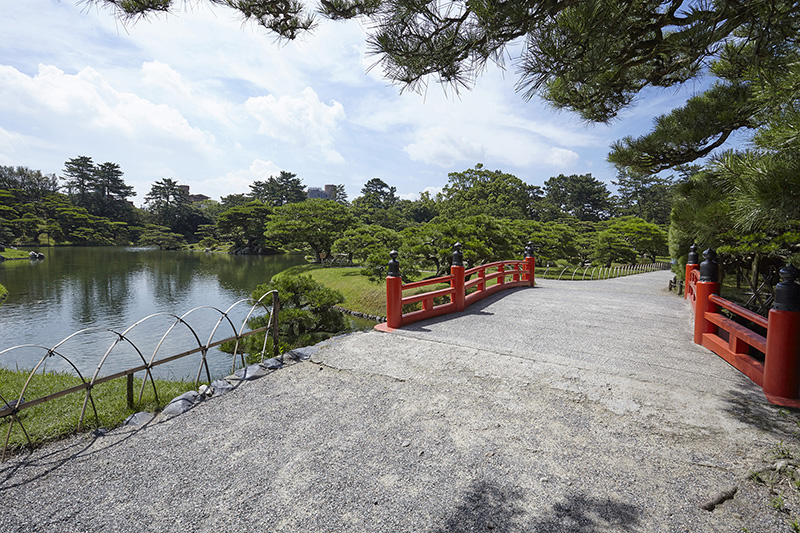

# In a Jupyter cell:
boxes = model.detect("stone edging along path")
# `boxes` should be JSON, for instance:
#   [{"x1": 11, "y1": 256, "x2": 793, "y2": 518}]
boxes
[{"x1": 121, "y1": 337, "x2": 340, "y2": 427}]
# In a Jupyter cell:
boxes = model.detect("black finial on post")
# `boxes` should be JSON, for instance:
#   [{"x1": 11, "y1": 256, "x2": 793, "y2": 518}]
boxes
[
  {"x1": 452, "y1": 242, "x2": 464, "y2": 267},
  {"x1": 774, "y1": 264, "x2": 800, "y2": 312},
  {"x1": 388, "y1": 250, "x2": 400, "y2": 277},
  {"x1": 699, "y1": 248, "x2": 718, "y2": 282},
  {"x1": 525, "y1": 241, "x2": 535, "y2": 258},
  {"x1": 687, "y1": 244, "x2": 699, "y2": 265}
]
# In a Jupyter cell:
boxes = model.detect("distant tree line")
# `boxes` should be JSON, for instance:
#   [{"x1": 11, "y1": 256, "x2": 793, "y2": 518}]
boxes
[{"x1": 1, "y1": 158, "x2": 675, "y2": 273}]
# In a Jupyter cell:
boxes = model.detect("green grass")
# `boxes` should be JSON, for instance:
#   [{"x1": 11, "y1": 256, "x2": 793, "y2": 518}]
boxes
[
  {"x1": 0, "y1": 248, "x2": 32, "y2": 260},
  {"x1": 0, "y1": 368, "x2": 197, "y2": 454},
  {"x1": 277, "y1": 264, "x2": 388, "y2": 317},
  {"x1": 276, "y1": 263, "x2": 471, "y2": 318}
]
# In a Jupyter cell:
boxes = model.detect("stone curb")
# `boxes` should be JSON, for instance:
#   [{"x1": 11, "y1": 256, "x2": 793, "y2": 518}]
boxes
[{"x1": 122, "y1": 333, "x2": 362, "y2": 427}]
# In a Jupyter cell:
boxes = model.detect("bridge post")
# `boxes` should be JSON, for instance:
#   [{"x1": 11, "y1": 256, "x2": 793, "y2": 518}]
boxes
[
  {"x1": 386, "y1": 250, "x2": 403, "y2": 329},
  {"x1": 685, "y1": 244, "x2": 699, "y2": 300},
  {"x1": 763, "y1": 264, "x2": 800, "y2": 401},
  {"x1": 525, "y1": 242, "x2": 536, "y2": 287},
  {"x1": 451, "y1": 242, "x2": 466, "y2": 312},
  {"x1": 693, "y1": 248, "x2": 721, "y2": 344}
]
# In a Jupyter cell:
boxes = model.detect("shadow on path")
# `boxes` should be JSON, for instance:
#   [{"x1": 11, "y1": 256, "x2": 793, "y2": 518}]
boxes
[{"x1": 434, "y1": 479, "x2": 641, "y2": 533}]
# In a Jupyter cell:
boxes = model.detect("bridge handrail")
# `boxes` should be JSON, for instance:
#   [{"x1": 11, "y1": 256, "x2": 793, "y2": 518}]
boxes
[
  {"x1": 379, "y1": 243, "x2": 536, "y2": 330},
  {"x1": 687, "y1": 268, "x2": 700, "y2": 310},
  {"x1": 708, "y1": 294, "x2": 768, "y2": 330},
  {"x1": 685, "y1": 246, "x2": 800, "y2": 407}
]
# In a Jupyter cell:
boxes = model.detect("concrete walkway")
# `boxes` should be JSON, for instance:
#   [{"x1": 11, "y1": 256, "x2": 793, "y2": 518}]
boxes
[{"x1": 1, "y1": 271, "x2": 798, "y2": 532}]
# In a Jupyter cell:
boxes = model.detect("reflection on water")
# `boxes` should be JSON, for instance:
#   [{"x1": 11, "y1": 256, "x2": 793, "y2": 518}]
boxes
[{"x1": 0, "y1": 247, "x2": 307, "y2": 380}]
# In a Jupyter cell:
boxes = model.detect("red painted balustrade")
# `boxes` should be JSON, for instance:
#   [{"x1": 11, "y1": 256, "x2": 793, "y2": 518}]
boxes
[
  {"x1": 376, "y1": 243, "x2": 536, "y2": 331},
  {"x1": 686, "y1": 247, "x2": 800, "y2": 407}
]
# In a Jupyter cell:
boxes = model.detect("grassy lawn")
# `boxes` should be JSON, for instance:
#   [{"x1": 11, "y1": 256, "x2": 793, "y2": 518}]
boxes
[
  {"x1": 277, "y1": 264, "x2": 388, "y2": 317},
  {"x1": 0, "y1": 368, "x2": 197, "y2": 454},
  {"x1": 276, "y1": 263, "x2": 466, "y2": 318},
  {"x1": 0, "y1": 248, "x2": 32, "y2": 260}
]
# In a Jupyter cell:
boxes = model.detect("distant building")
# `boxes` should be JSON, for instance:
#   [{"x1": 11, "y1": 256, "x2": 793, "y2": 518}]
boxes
[
  {"x1": 178, "y1": 185, "x2": 211, "y2": 203},
  {"x1": 307, "y1": 185, "x2": 337, "y2": 200}
]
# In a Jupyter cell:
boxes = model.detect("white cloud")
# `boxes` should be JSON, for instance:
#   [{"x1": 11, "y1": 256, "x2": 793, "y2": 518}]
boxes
[
  {"x1": 1, "y1": 0, "x2": 707, "y2": 201},
  {"x1": 404, "y1": 127, "x2": 486, "y2": 167},
  {"x1": 139, "y1": 61, "x2": 233, "y2": 127},
  {"x1": 245, "y1": 87, "x2": 346, "y2": 163},
  {"x1": 546, "y1": 147, "x2": 580, "y2": 167},
  {"x1": 352, "y1": 68, "x2": 602, "y2": 176},
  {"x1": 398, "y1": 185, "x2": 443, "y2": 201},
  {"x1": 0, "y1": 126, "x2": 27, "y2": 165},
  {"x1": 190, "y1": 159, "x2": 283, "y2": 200},
  {"x1": 0, "y1": 64, "x2": 217, "y2": 155}
]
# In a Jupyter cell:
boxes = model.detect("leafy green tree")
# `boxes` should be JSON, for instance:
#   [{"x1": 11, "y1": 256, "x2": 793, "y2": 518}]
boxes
[
  {"x1": 332, "y1": 224, "x2": 403, "y2": 278},
  {"x1": 401, "y1": 191, "x2": 439, "y2": 224},
  {"x1": 543, "y1": 174, "x2": 612, "y2": 222},
  {"x1": 356, "y1": 178, "x2": 397, "y2": 210},
  {"x1": 62, "y1": 156, "x2": 96, "y2": 209},
  {"x1": 69, "y1": 226, "x2": 115, "y2": 245},
  {"x1": 328, "y1": 184, "x2": 349, "y2": 205},
  {"x1": 221, "y1": 193, "x2": 253, "y2": 209},
  {"x1": 351, "y1": 178, "x2": 411, "y2": 229},
  {"x1": 193, "y1": 199, "x2": 225, "y2": 226},
  {"x1": 611, "y1": 168, "x2": 675, "y2": 225},
  {"x1": 506, "y1": 219, "x2": 579, "y2": 266},
  {"x1": 12, "y1": 213, "x2": 44, "y2": 243},
  {"x1": 217, "y1": 200, "x2": 274, "y2": 252},
  {"x1": 250, "y1": 171, "x2": 306, "y2": 206},
  {"x1": 43, "y1": 218, "x2": 64, "y2": 243},
  {"x1": 608, "y1": 216, "x2": 668, "y2": 262},
  {"x1": 436, "y1": 164, "x2": 531, "y2": 220},
  {"x1": 591, "y1": 229, "x2": 639, "y2": 268},
  {"x1": 196, "y1": 224, "x2": 220, "y2": 248},
  {"x1": 143, "y1": 178, "x2": 200, "y2": 236},
  {"x1": 0, "y1": 190, "x2": 19, "y2": 228},
  {"x1": 92, "y1": 162, "x2": 136, "y2": 220},
  {"x1": 235, "y1": 275, "x2": 348, "y2": 357},
  {"x1": 0, "y1": 166, "x2": 59, "y2": 202},
  {"x1": 265, "y1": 199, "x2": 356, "y2": 262},
  {"x1": 138, "y1": 224, "x2": 187, "y2": 250},
  {"x1": 398, "y1": 215, "x2": 519, "y2": 277},
  {"x1": 0, "y1": 217, "x2": 15, "y2": 244}
]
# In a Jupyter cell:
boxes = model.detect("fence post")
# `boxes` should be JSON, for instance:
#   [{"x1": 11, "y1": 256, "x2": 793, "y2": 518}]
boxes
[
  {"x1": 451, "y1": 242, "x2": 466, "y2": 312},
  {"x1": 693, "y1": 248, "x2": 721, "y2": 344},
  {"x1": 685, "y1": 244, "x2": 699, "y2": 300},
  {"x1": 386, "y1": 250, "x2": 403, "y2": 329},
  {"x1": 126, "y1": 373, "x2": 134, "y2": 409},
  {"x1": 763, "y1": 264, "x2": 800, "y2": 400},
  {"x1": 523, "y1": 241, "x2": 536, "y2": 285},
  {"x1": 272, "y1": 290, "x2": 281, "y2": 361}
]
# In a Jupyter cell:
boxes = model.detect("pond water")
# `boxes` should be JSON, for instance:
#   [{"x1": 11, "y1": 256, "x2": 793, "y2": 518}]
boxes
[{"x1": 0, "y1": 247, "x2": 308, "y2": 380}]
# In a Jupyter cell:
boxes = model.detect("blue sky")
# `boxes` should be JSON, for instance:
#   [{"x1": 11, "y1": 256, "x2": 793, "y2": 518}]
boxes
[{"x1": 0, "y1": 1, "x2": 732, "y2": 205}]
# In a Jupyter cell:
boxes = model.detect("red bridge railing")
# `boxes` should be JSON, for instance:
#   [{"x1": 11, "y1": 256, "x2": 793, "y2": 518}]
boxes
[
  {"x1": 686, "y1": 247, "x2": 800, "y2": 407},
  {"x1": 376, "y1": 242, "x2": 536, "y2": 331}
]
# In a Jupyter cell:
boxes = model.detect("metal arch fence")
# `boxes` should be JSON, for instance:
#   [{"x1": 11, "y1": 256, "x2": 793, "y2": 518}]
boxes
[
  {"x1": 543, "y1": 262, "x2": 671, "y2": 281},
  {"x1": 0, "y1": 291, "x2": 280, "y2": 460}
]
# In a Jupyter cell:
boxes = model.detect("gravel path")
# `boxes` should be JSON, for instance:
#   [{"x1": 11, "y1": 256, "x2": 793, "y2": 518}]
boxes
[{"x1": 2, "y1": 271, "x2": 799, "y2": 532}]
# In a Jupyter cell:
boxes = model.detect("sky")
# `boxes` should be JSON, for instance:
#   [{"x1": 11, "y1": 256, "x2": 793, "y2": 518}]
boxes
[{"x1": 0, "y1": 1, "x2": 728, "y2": 206}]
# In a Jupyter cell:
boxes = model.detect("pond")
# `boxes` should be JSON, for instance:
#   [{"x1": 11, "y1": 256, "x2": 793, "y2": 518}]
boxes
[{"x1": 0, "y1": 247, "x2": 308, "y2": 381}]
